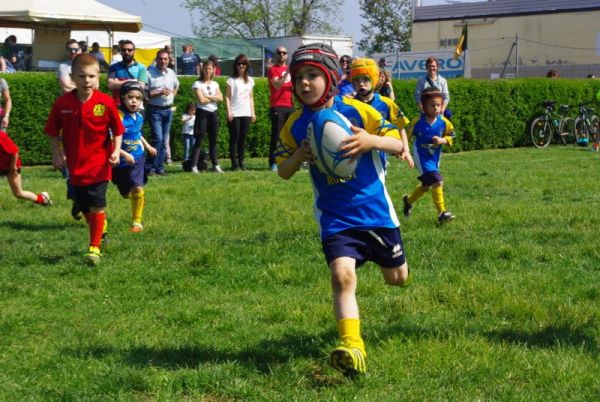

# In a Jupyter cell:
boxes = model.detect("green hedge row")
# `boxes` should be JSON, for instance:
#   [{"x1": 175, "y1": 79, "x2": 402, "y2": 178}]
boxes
[{"x1": 3, "y1": 72, "x2": 600, "y2": 164}]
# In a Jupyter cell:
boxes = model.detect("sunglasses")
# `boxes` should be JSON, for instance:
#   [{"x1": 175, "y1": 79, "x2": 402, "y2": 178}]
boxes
[
  {"x1": 277, "y1": 51, "x2": 287, "y2": 55},
  {"x1": 236, "y1": 62, "x2": 247, "y2": 66},
  {"x1": 121, "y1": 48, "x2": 135, "y2": 53},
  {"x1": 67, "y1": 48, "x2": 80, "y2": 53}
]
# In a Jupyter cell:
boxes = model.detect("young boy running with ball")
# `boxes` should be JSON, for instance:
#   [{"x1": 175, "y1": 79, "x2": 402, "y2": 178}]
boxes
[
  {"x1": 113, "y1": 81, "x2": 156, "y2": 233},
  {"x1": 402, "y1": 87, "x2": 456, "y2": 225},
  {"x1": 350, "y1": 57, "x2": 414, "y2": 169},
  {"x1": 45, "y1": 54, "x2": 124, "y2": 265},
  {"x1": 276, "y1": 43, "x2": 410, "y2": 377}
]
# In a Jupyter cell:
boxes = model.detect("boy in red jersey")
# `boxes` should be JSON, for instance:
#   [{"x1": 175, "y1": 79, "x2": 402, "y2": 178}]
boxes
[
  {"x1": 45, "y1": 54, "x2": 124, "y2": 265},
  {"x1": 0, "y1": 130, "x2": 52, "y2": 206}
]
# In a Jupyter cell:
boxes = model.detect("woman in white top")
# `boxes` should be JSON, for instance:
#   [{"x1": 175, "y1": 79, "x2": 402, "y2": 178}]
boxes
[
  {"x1": 190, "y1": 59, "x2": 224, "y2": 173},
  {"x1": 225, "y1": 54, "x2": 255, "y2": 171}
]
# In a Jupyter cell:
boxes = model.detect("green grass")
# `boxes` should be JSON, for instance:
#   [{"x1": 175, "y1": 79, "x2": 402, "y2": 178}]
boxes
[{"x1": 1, "y1": 147, "x2": 599, "y2": 401}]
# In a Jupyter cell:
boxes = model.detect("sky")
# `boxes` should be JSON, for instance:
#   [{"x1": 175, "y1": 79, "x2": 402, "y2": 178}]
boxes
[{"x1": 97, "y1": 0, "x2": 477, "y2": 53}]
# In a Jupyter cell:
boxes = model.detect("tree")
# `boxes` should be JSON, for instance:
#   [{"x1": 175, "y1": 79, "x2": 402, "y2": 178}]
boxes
[
  {"x1": 183, "y1": 0, "x2": 341, "y2": 39},
  {"x1": 358, "y1": 0, "x2": 412, "y2": 55}
]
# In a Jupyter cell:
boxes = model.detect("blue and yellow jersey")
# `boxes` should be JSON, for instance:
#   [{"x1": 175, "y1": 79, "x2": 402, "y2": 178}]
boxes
[
  {"x1": 275, "y1": 95, "x2": 401, "y2": 239},
  {"x1": 118, "y1": 110, "x2": 145, "y2": 168},
  {"x1": 408, "y1": 114, "x2": 455, "y2": 175},
  {"x1": 366, "y1": 93, "x2": 410, "y2": 130}
]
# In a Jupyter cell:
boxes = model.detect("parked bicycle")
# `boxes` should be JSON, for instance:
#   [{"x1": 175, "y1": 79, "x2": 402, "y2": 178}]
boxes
[
  {"x1": 530, "y1": 100, "x2": 575, "y2": 148},
  {"x1": 573, "y1": 101, "x2": 599, "y2": 146}
]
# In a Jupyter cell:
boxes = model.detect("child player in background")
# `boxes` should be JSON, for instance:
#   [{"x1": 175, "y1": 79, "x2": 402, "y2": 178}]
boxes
[
  {"x1": 402, "y1": 87, "x2": 456, "y2": 225},
  {"x1": 350, "y1": 57, "x2": 414, "y2": 169},
  {"x1": 0, "y1": 130, "x2": 52, "y2": 207},
  {"x1": 45, "y1": 54, "x2": 124, "y2": 265},
  {"x1": 276, "y1": 43, "x2": 410, "y2": 377},
  {"x1": 113, "y1": 81, "x2": 156, "y2": 233}
]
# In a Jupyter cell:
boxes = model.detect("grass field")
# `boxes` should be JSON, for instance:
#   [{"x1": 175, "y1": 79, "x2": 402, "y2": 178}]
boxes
[{"x1": 1, "y1": 147, "x2": 599, "y2": 401}]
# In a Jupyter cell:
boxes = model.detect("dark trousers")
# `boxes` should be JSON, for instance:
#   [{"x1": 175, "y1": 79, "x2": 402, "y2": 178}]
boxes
[
  {"x1": 228, "y1": 116, "x2": 251, "y2": 167},
  {"x1": 269, "y1": 106, "x2": 294, "y2": 166},
  {"x1": 191, "y1": 108, "x2": 219, "y2": 169}
]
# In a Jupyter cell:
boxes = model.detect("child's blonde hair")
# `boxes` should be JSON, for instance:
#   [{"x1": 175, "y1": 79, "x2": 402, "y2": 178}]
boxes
[{"x1": 72, "y1": 53, "x2": 99, "y2": 72}]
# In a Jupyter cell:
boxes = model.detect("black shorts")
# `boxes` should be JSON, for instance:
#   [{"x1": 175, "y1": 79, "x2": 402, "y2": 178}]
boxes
[
  {"x1": 72, "y1": 181, "x2": 109, "y2": 213},
  {"x1": 418, "y1": 171, "x2": 443, "y2": 186},
  {"x1": 112, "y1": 156, "x2": 147, "y2": 196},
  {"x1": 322, "y1": 227, "x2": 406, "y2": 268}
]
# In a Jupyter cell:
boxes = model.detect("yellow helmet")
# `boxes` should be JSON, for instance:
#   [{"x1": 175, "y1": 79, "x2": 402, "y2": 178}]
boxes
[{"x1": 350, "y1": 58, "x2": 380, "y2": 89}]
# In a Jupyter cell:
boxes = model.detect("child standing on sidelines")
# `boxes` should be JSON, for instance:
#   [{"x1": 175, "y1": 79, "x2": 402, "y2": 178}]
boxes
[
  {"x1": 113, "y1": 81, "x2": 156, "y2": 233},
  {"x1": 276, "y1": 43, "x2": 410, "y2": 377},
  {"x1": 0, "y1": 130, "x2": 52, "y2": 206},
  {"x1": 45, "y1": 54, "x2": 124, "y2": 265},
  {"x1": 181, "y1": 102, "x2": 196, "y2": 161},
  {"x1": 350, "y1": 57, "x2": 414, "y2": 169},
  {"x1": 402, "y1": 87, "x2": 456, "y2": 225}
]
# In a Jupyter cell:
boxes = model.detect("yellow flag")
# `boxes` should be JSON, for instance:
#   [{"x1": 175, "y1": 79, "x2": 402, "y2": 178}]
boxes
[{"x1": 453, "y1": 25, "x2": 468, "y2": 60}]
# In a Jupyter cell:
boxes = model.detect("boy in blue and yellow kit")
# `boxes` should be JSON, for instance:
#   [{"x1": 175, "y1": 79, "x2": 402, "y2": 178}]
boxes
[
  {"x1": 350, "y1": 57, "x2": 414, "y2": 169},
  {"x1": 276, "y1": 43, "x2": 410, "y2": 377},
  {"x1": 403, "y1": 87, "x2": 456, "y2": 225},
  {"x1": 112, "y1": 81, "x2": 156, "y2": 233}
]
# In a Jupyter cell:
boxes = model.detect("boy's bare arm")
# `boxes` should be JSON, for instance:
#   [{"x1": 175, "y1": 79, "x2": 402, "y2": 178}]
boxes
[
  {"x1": 110, "y1": 136, "x2": 122, "y2": 166},
  {"x1": 278, "y1": 140, "x2": 313, "y2": 180},
  {"x1": 49, "y1": 137, "x2": 65, "y2": 170},
  {"x1": 340, "y1": 126, "x2": 404, "y2": 158}
]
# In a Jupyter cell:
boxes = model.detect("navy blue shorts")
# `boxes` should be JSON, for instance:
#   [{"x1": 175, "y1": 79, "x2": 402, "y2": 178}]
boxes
[
  {"x1": 322, "y1": 227, "x2": 406, "y2": 268},
  {"x1": 418, "y1": 171, "x2": 443, "y2": 186},
  {"x1": 112, "y1": 156, "x2": 147, "y2": 196},
  {"x1": 72, "y1": 181, "x2": 108, "y2": 213}
]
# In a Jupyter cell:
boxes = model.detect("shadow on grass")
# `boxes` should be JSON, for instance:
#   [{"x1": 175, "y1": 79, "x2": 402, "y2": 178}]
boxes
[
  {"x1": 0, "y1": 220, "x2": 71, "y2": 231},
  {"x1": 62, "y1": 330, "x2": 339, "y2": 374},
  {"x1": 483, "y1": 322, "x2": 598, "y2": 353}
]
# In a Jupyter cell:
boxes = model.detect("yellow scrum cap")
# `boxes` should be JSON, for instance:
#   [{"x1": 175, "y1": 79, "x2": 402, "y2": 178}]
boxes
[{"x1": 350, "y1": 58, "x2": 380, "y2": 89}]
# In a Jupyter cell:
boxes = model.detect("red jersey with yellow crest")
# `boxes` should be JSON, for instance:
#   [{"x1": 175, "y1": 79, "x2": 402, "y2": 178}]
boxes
[{"x1": 45, "y1": 90, "x2": 124, "y2": 186}]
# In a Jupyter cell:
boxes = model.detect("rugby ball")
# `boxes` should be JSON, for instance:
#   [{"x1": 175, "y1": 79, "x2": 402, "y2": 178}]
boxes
[{"x1": 307, "y1": 109, "x2": 358, "y2": 179}]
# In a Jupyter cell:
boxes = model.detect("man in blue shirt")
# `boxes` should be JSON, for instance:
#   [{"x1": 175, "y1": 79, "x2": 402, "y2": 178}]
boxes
[
  {"x1": 177, "y1": 44, "x2": 201, "y2": 76},
  {"x1": 107, "y1": 40, "x2": 148, "y2": 106}
]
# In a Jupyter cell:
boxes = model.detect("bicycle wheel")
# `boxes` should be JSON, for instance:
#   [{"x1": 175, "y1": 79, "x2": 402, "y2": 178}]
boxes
[
  {"x1": 574, "y1": 117, "x2": 590, "y2": 143},
  {"x1": 530, "y1": 117, "x2": 552, "y2": 148},
  {"x1": 559, "y1": 117, "x2": 575, "y2": 144}
]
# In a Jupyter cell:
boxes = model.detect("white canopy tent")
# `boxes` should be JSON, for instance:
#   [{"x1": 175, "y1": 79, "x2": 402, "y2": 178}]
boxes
[{"x1": 0, "y1": 0, "x2": 142, "y2": 67}]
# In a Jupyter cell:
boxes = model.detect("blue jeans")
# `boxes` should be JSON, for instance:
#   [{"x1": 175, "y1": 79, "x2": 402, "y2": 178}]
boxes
[
  {"x1": 182, "y1": 134, "x2": 195, "y2": 161},
  {"x1": 147, "y1": 105, "x2": 173, "y2": 173}
]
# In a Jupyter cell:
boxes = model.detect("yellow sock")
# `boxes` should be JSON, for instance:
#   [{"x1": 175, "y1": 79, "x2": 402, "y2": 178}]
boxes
[
  {"x1": 407, "y1": 184, "x2": 428, "y2": 204},
  {"x1": 431, "y1": 185, "x2": 446, "y2": 214},
  {"x1": 131, "y1": 189, "x2": 145, "y2": 224},
  {"x1": 337, "y1": 318, "x2": 366, "y2": 356},
  {"x1": 102, "y1": 217, "x2": 108, "y2": 235}
]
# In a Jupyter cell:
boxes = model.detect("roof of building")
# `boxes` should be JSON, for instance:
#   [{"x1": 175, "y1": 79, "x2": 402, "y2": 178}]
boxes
[{"x1": 414, "y1": 0, "x2": 600, "y2": 22}]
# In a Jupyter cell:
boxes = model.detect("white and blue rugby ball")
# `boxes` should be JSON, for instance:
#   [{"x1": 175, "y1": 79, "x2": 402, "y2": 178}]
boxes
[{"x1": 307, "y1": 109, "x2": 358, "y2": 179}]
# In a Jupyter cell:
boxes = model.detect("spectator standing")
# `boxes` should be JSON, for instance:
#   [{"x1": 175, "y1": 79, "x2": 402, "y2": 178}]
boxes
[
  {"x1": 107, "y1": 40, "x2": 148, "y2": 106},
  {"x1": 177, "y1": 44, "x2": 201, "y2": 76},
  {"x1": 164, "y1": 44, "x2": 175, "y2": 70},
  {"x1": 209, "y1": 55, "x2": 221, "y2": 76},
  {"x1": 337, "y1": 55, "x2": 355, "y2": 97},
  {"x1": 378, "y1": 69, "x2": 395, "y2": 101},
  {"x1": 0, "y1": 77, "x2": 12, "y2": 131},
  {"x1": 89, "y1": 42, "x2": 108, "y2": 71},
  {"x1": 78, "y1": 41, "x2": 88, "y2": 53},
  {"x1": 267, "y1": 45, "x2": 294, "y2": 171},
  {"x1": 2, "y1": 35, "x2": 26, "y2": 71},
  {"x1": 181, "y1": 102, "x2": 196, "y2": 161},
  {"x1": 414, "y1": 56, "x2": 451, "y2": 119},
  {"x1": 146, "y1": 49, "x2": 179, "y2": 176},
  {"x1": 110, "y1": 44, "x2": 122, "y2": 65},
  {"x1": 57, "y1": 39, "x2": 83, "y2": 94},
  {"x1": 225, "y1": 54, "x2": 255, "y2": 171},
  {"x1": 190, "y1": 59, "x2": 224, "y2": 173}
]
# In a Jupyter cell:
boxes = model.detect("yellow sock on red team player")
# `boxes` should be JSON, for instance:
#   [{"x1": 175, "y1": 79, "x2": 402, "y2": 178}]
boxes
[
  {"x1": 130, "y1": 189, "x2": 145, "y2": 224},
  {"x1": 337, "y1": 318, "x2": 366, "y2": 356},
  {"x1": 407, "y1": 184, "x2": 428, "y2": 205},
  {"x1": 432, "y1": 185, "x2": 446, "y2": 214},
  {"x1": 85, "y1": 211, "x2": 106, "y2": 248}
]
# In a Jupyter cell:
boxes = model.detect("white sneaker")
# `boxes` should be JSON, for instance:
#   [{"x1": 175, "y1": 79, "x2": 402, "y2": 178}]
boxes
[
  {"x1": 212, "y1": 165, "x2": 224, "y2": 173},
  {"x1": 191, "y1": 166, "x2": 199, "y2": 174},
  {"x1": 40, "y1": 192, "x2": 52, "y2": 206}
]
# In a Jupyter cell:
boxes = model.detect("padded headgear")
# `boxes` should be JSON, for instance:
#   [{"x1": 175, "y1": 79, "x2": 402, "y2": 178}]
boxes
[
  {"x1": 119, "y1": 81, "x2": 146, "y2": 104},
  {"x1": 289, "y1": 43, "x2": 341, "y2": 108},
  {"x1": 421, "y1": 86, "x2": 443, "y2": 104},
  {"x1": 350, "y1": 58, "x2": 379, "y2": 90}
]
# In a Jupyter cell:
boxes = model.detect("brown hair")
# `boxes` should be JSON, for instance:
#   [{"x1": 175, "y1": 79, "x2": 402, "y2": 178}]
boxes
[
  {"x1": 425, "y1": 56, "x2": 438, "y2": 68},
  {"x1": 231, "y1": 54, "x2": 250, "y2": 82}
]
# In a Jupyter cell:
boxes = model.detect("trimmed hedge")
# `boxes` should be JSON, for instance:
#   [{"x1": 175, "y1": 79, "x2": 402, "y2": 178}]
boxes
[{"x1": 3, "y1": 72, "x2": 600, "y2": 164}]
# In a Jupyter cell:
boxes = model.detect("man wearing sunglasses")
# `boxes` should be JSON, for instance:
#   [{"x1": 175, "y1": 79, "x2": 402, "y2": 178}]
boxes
[
  {"x1": 57, "y1": 39, "x2": 83, "y2": 94},
  {"x1": 267, "y1": 46, "x2": 294, "y2": 171},
  {"x1": 107, "y1": 40, "x2": 148, "y2": 106}
]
